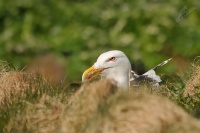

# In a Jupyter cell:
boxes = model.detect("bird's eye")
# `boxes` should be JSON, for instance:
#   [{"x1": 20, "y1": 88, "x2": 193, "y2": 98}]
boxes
[{"x1": 108, "y1": 57, "x2": 116, "y2": 62}]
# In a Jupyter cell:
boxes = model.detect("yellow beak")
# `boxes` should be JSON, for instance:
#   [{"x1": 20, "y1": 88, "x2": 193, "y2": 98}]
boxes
[{"x1": 82, "y1": 66, "x2": 104, "y2": 82}]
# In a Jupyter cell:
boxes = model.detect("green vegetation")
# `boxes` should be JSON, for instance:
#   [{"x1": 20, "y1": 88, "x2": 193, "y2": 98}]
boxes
[{"x1": 0, "y1": 0, "x2": 199, "y2": 81}]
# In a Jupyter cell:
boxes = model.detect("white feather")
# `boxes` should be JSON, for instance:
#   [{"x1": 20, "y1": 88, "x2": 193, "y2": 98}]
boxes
[{"x1": 143, "y1": 70, "x2": 161, "y2": 83}]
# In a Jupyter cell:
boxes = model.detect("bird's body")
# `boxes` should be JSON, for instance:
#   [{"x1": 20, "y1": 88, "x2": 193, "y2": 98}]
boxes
[{"x1": 82, "y1": 50, "x2": 171, "y2": 90}]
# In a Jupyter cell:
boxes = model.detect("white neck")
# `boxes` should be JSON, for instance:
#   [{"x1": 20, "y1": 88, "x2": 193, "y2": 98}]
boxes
[{"x1": 101, "y1": 67, "x2": 131, "y2": 90}]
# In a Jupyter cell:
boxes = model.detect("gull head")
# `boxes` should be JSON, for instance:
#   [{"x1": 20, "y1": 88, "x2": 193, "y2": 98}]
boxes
[{"x1": 82, "y1": 50, "x2": 131, "y2": 90}]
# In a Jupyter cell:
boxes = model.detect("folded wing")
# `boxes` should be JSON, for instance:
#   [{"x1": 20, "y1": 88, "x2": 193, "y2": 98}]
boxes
[{"x1": 130, "y1": 58, "x2": 172, "y2": 87}]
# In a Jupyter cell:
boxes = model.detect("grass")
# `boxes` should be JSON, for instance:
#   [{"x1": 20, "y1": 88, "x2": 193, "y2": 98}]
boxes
[{"x1": 0, "y1": 61, "x2": 200, "y2": 133}]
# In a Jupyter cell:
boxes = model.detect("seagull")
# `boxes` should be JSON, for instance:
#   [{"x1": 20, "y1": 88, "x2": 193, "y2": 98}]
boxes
[{"x1": 82, "y1": 50, "x2": 171, "y2": 90}]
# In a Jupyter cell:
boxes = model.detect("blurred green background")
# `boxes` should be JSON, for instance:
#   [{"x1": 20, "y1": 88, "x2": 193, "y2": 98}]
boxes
[{"x1": 0, "y1": 0, "x2": 199, "y2": 82}]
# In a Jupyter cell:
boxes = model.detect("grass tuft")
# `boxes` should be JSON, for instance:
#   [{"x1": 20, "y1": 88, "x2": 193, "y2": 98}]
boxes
[{"x1": 0, "y1": 61, "x2": 200, "y2": 133}]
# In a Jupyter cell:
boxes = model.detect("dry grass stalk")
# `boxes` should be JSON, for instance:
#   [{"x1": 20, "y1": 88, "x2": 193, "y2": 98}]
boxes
[
  {"x1": 164, "y1": 120, "x2": 200, "y2": 133},
  {"x1": 184, "y1": 65, "x2": 200, "y2": 96},
  {"x1": 2, "y1": 78, "x2": 200, "y2": 133},
  {"x1": 83, "y1": 93, "x2": 198, "y2": 133},
  {"x1": 0, "y1": 71, "x2": 34, "y2": 107},
  {"x1": 61, "y1": 80, "x2": 200, "y2": 133},
  {"x1": 5, "y1": 94, "x2": 65, "y2": 133},
  {"x1": 61, "y1": 80, "x2": 117, "y2": 133}
]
